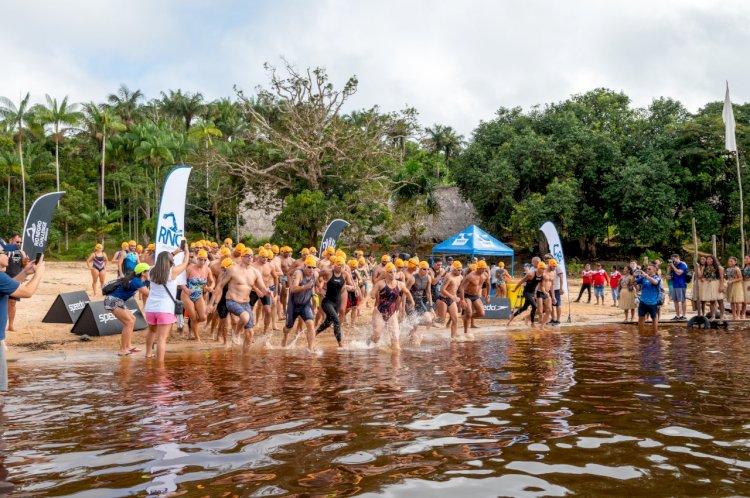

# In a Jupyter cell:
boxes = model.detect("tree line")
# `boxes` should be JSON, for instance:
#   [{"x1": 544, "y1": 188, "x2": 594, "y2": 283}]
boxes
[
  {"x1": 0, "y1": 61, "x2": 460, "y2": 257},
  {"x1": 1, "y1": 61, "x2": 746, "y2": 260},
  {"x1": 451, "y1": 89, "x2": 749, "y2": 259}
]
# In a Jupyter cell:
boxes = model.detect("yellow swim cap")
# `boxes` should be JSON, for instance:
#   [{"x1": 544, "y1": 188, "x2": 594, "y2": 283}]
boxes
[
  {"x1": 333, "y1": 256, "x2": 344, "y2": 265},
  {"x1": 381, "y1": 255, "x2": 391, "y2": 263},
  {"x1": 301, "y1": 248, "x2": 310, "y2": 256},
  {"x1": 224, "y1": 238, "x2": 232, "y2": 244},
  {"x1": 235, "y1": 243, "x2": 245, "y2": 252},
  {"x1": 498, "y1": 262, "x2": 505, "y2": 268},
  {"x1": 395, "y1": 258, "x2": 405, "y2": 268},
  {"x1": 325, "y1": 247, "x2": 335, "y2": 256},
  {"x1": 452, "y1": 261, "x2": 463, "y2": 270},
  {"x1": 469, "y1": 264, "x2": 478, "y2": 271},
  {"x1": 347, "y1": 259, "x2": 357, "y2": 268},
  {"x1": 304, "y1": 256, "x2": 318, "y2": 267},
  {"x1": 358, "y1": 257, "x2": 366, "y2": 265},
  {"x1": 242, "y1": 248, "x2": 254, "y2": 257},
  {"x1": 537, "y1": 262, "x2": 546, "y2": 269},
  {"x1": 147, "y1": 243, "x2": 155, "y2": 250},
  {"x1": 128, "y1": 240, "x2": 136, "y2": 246},
  {"x1": 219, "y1": 246, "x2": 231, "y2": 256},
  {"x1": 221, "y1": 258, "x2": 233, "y2": 269},
  {"x1": 197, "y1": 249, "x2": 208, "y2": 259},
  {"x1": 477, "y1": 260, "x2": 488, "y2": 269},
  {"x1": 384, "y1": 263, "x2": 396, "y2": 272},
  {"x1": 95, "y1": 243, "x2": 103, "y2": 250},
  {"x1": 211, "y1": 242, "x2": 218, "y2": 248},
  {"x1": 121, "y1": 242, "x2": 128, "y2": 249},
  {"x1": 136, "y1": 244, "x2": 143, "y2": 252},
  {"x1": 549, "y1": 259, "x2": 558, "y2": 267},
  {"x1": 419, "y1": 261, "x2": 429, "y2": 269}
]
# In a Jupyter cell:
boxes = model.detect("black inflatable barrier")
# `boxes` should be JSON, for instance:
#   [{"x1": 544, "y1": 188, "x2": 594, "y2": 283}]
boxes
[
  {"x1": 687, "y1": 316, "x2": 711, "y2": 330},
  {"x1": 70, "y1": 298, "x2": 148, "y2": 336},
  {"x1": 42, "y1": 291, "x2": 91, "y2": 324}
]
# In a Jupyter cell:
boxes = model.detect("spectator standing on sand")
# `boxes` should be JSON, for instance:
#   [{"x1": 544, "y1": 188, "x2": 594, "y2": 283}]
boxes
[
  {"x1": 618, "y1": 266, "x2": 637, "y2": 322},
  {"x1": 591, "y1": 263, "x2": 609, "y2": 305},
  {"x1": 0, "y1": 249, "x2": 44, "y2": 391},
  {"x1": 725, "y1": 256, "x2": 743, "y2": 320},
  {"x1": 609, "y1": 265, "x2": 622, "y2": 307},
  {"x1": 697, "y1": 255, "x2": 724, "y2": 320},
  {"x1": 575, "y1": 264, "x2": 593, "y2": 303},
  {"x1": 635, "y1": 263, "x2": 662, "y2": 333},
  {"x1": 667, "y1": 253, "x2": 689, "y2": 321}
]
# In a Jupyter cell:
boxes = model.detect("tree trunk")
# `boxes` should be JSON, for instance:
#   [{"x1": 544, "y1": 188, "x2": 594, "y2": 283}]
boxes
[
  {"x1": 55, "y1": 127, "x2": 60, "y2": 193},
  {"x1": 100, "y1": 124, "x2": 106, "y2": 209},
  {"x1": 18, "y1": 141, "x2": 26, "y2": 220},
  {"x1": 64, "y1": 222, "x2": 69, "y2": 251}
]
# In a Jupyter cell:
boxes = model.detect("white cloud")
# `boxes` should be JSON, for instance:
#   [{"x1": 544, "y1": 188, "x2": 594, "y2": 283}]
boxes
[{"x1": 1, "y1": 0, "x2": 749, "y2": 135}]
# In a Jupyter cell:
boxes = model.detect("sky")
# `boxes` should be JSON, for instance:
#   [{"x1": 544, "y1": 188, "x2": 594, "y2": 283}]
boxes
[{"x1": 2, "y1": 0, "x2": 749, "y2": 137}]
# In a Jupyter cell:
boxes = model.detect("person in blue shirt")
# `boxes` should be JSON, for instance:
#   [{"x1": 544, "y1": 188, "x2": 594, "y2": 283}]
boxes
[
  {"x1": 105, "y1": 262, "x2": 150, "y2": 356},
  {"x1": 635, "y1": 263, "x2": 662, "y2": 334},
  {"x1": 667, "y1": 253, "x2": 689, "y2": 321},
  {"x1": 0, "y1": 247, "x2": 45, "y2": 391}
]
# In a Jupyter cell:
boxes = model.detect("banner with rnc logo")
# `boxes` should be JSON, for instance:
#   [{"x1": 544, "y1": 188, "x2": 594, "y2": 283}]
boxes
[
  {"x1": 22, "y1": 191, "x2": 65, "y2": 257},
  {"x1": 319, "y1": 219, "x2": 350, "y2": 255},
  {"x1": 540, "y1": 221, "x2": 569, "y2": 296},
  {"x1": 155, "y1": 166, "x2": 192, "y2": 284}
]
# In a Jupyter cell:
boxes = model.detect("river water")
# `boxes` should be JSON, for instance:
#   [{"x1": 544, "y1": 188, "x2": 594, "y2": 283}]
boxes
[{"x1": 2, "y1": 325, "x2": 750, "y2": 497}]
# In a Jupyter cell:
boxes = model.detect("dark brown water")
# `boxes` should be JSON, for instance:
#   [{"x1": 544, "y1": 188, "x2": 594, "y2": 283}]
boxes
[{"x1": 3, "y1": 326, "x2": 750, "y2": 497}]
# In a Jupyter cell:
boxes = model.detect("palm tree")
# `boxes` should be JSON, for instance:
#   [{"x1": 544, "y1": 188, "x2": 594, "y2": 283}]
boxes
[
  {"x1": 107, "y1": 84, "x2": 143, "y2": 127},
  {"x1": 424, "y1": 124, "x2": 463, "y2": 182},
  {"x1": 81, "y1": 207, "x2": 120, "y2": 244},
  {"x1": 0, "y1": 93, "x2": 33, "y2": 218},
  {"x1": 160, "y1": 89, "x2": 204, "y2": 131},
  {"x1": 134, "y1": 128, "x2": 175, "y2": 205},
  {"x1": 81, "y1": 102, "x2": 125, "y2": 209},
  {"x1": 33, "y1": 95, "x2": 83, "y2": 193},
  {"x1": 0, "y1": 150, "x2": 20, "y2": 214}
]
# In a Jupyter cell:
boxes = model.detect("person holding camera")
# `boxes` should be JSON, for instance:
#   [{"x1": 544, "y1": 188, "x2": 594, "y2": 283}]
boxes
[
  {"x1": 635, "y1": 263, "x2": 662, "y2": 334},
  {"x1": 667, "y1": 253, "x2": 689, "y2": 321},
  {"x1": 144, "y1": 241, "x2": 190, "y2": 362}
]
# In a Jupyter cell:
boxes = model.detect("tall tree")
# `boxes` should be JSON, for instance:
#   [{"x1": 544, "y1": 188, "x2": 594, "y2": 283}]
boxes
[
  {"x1": 107, "y1": 84, "x2": 144, "y2": 127},
  {"x1": 33, "y1": 95, "x2": 83, "y2": 193},
  {"x1": 80, "y1": 102, "x2": 125, "y2": 209},
  {"x1": 0, "y1": 92, "x2": 33, "y2": 218},
  {"x1": 160, "y1": 89, "x2": 204, "y2": 131}
]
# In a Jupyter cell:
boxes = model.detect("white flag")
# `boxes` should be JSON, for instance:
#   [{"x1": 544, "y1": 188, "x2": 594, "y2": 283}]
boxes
[
  {"x1": 723, "y1": 81, "x2": 737, "y2": 152},
  {"x1": 155, "y1": 165, "x2": 192, "y2": 285}
]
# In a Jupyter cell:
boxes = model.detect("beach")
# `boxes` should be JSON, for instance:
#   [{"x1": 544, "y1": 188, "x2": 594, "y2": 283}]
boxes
[{"x1": 5, "y1": 261, "x2": 633, "y2": 362}]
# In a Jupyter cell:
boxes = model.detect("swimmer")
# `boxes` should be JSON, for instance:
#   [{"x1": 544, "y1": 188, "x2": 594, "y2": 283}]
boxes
[
  {"x1": 369, "y1": 262, "x2": 414, "y2": 351},
  {"x1": 86, "y1": 243, "x2": 109, "y2": 296},
  {"x1": 180, "y1": 249, "x2": 215, "y2": 342}
]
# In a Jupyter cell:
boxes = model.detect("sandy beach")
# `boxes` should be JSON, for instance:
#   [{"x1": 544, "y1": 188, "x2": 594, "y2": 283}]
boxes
[{"x1": 5, "y1": 261, "x2": 638, "y2": 362}]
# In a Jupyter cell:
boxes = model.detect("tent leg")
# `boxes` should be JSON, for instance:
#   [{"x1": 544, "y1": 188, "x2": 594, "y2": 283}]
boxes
[{"x1": 511, "y1": 255, "x2": 514, "y2": 278}]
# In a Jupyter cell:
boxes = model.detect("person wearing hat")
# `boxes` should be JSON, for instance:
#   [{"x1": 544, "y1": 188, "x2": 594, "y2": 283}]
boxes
[
  {"x1": 372, "y1": 254, "x2": 391, "y2": 284},
  {"x1": 436, "y1": 261, "x2": 464, "y2": 339},
  {"x1": 368, "y1": 262, "x2": 414, "y2": 350},
  {"x1": 105, "y1": 261, "x2": 152, "y2": 356},
  {"x1": 180, "y1": 249, "x2": 215, "y2": 342},
  {"x1": 407, "y1": 261, "x2": 434, "y2": 344},
  {"x1": 141, "y1": 243, "x2": 156, "y2": 266},
  {"x1": 144, "y1": 243, "x2": 191, "y2": 361},
  {"x1": 281, "y1": 255, "x2": 319, "y2": 351},
  {"x1": 547, "y1": 258, "x2": 564, "y2": 325},
  {"x1": 208, "y1": 247, "x2": 267, "y2": 351},
  {"x1": 278, "y1": 246, "x2": 294, "y2": 319},
  {"x1": 250, "y1": 249, "x2": 275, "y2": 334},
  {"x1": 119, "y1": 240, "x2": 140, "y2": 277},
  {"x1": 459, "y1": 260, "x2": 489, "y2": 335},
  {"x1": 112, "y1": 242, "x2": 128, "y2": 278},
  {"x1": 317, "y1": 256, "x2": 358, "y2": 347},
  {"x1": 86, "y1": 243, "x2": 109, "y2": 296},
  {"x1": 494, "y1": 262, "x2": 509, "y2": 298},
  {"x1": 0, "y1": 246, "x2": 44, "y2": 390},
  {"x1": 207, "y1": 246, "x2": 233, "y2": 344}
]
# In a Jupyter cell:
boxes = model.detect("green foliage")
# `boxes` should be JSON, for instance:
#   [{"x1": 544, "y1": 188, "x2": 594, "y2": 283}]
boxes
[{"x1": 273, "y1": 190, "x2": 340, "y2": 249}]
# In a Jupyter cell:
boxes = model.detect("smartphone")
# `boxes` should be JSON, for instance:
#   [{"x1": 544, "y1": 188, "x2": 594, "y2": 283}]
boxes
[
  {"x1": 181, "y1": 239, "x2": 187, "y2": 251},
  {"x1": 35, "y1": 252, "x2": 42, "y2": 264}
]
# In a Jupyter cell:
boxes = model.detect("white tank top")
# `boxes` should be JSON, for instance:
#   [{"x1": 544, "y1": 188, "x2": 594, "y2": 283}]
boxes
[{"x1": 144, "y1": 279, "x2": 178, "y2": 314}]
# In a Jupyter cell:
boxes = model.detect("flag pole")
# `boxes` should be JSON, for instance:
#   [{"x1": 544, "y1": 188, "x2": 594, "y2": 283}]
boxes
[{"x1": 736, "y1": 150, "x2": 745, "y2": 261}]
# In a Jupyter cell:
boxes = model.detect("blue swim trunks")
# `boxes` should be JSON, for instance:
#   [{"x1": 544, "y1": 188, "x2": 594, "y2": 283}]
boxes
[{"x1": 226, "y1": 300, "x2": 254, "y2": 328}]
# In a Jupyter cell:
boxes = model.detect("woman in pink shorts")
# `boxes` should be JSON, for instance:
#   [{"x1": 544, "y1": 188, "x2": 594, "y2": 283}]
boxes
[{"x1": 144, "y1": 242, "x2": 191, "y2": 361}]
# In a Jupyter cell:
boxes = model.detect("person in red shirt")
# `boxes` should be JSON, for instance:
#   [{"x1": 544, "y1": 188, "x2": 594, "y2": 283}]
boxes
[
  {"x1": 575, "y1": 264, "x2": 593, "y2": 303},
  {"x1": 591, "y1": 263, "x2": 609, "y2": 305},
  {"x1": 609, "y1": 265, "x2": 622, "y2": 307}
]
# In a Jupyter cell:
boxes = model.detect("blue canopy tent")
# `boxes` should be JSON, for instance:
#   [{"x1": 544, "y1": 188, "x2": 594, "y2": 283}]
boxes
[{"x1": 431, "y1": 225, "x2": 515, "y2": 275}]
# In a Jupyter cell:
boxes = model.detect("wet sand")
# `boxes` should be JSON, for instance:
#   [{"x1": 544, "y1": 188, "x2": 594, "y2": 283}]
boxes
[{"x1": 5, "y1": 262, "x2": 643, "y2": 362}]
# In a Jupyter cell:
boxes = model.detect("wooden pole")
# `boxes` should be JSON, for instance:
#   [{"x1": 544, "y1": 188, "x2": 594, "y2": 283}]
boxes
[
  {"x1": 712, "y1": 235, "x2": 717, "y2": 259},
  {"x1": 692, "y1": 218, "x2": 698, "y2": 265},
  {"x1": 735, "y1": 150, "x2": 745, "y2": 261}
]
